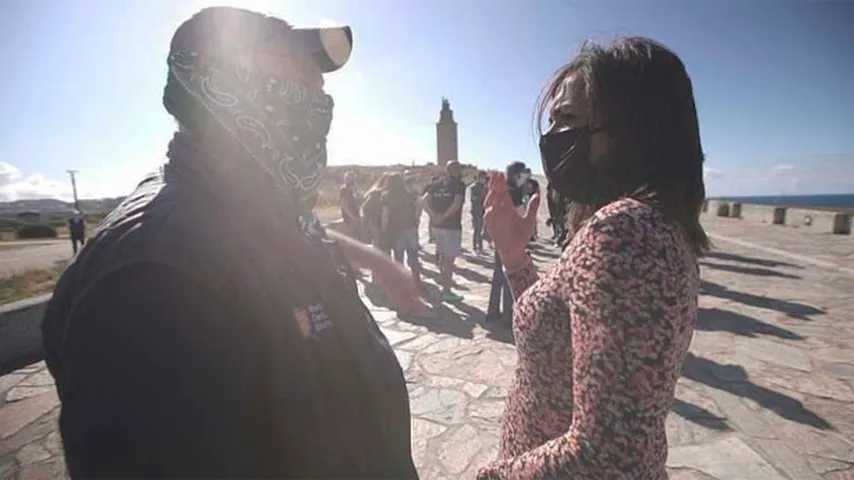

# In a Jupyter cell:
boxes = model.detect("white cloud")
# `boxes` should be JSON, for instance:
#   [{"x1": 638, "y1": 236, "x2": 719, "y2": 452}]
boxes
[
  {"x1": 0, "y1": 166, "x2": 73, "y2": 202},
  {"x1": 0, "y1": 162, "x2": 23, "y2": 186},
  {"x1": 773, "y1": 164, "x2": 795, "y2": 173},
  {"x1": 703, "y1": 166, "x2": 723, "y2": 178}
]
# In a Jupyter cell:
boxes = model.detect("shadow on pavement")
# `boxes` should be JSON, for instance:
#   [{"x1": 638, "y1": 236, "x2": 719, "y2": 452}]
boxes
[
  {"x1": 395, "y1": 280, "x2": 515, "y2": 345},
  {"x1": 697, "y1": 307, "x2": 804, "y2": 340},
  {"x1": 700, "y1": 280, "x2": 824, "y2": 320},
  {"x1": 700, "y1": 260, "x2": 802, "y2": 280},
  {"x1": 455, "y1": 266, "x2": 490, "y2": 283},
  {"x1": 682, "y1": 353, "x2": 832, "y2": 430},
  {"x1": 670, "y1": 398, "x2": 731, "y2": 431},
  {"x1": 706, "y1": 251, "x2": 803, "y2": 269}
]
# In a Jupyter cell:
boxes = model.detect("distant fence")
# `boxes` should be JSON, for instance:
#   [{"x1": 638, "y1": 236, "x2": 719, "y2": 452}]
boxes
[{"x1": 702, "y1": 200, "x2": 852, "y2": 235}]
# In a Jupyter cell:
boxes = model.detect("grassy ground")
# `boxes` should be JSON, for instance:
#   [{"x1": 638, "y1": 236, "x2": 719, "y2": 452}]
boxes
[{"x1": 0, "y1": 261, "x2": 68, "y2": 305}]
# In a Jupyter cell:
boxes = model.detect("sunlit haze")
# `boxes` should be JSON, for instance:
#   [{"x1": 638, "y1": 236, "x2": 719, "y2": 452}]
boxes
[{"x1": 2, "y1": 0, "x2": 852, "y2": 201}]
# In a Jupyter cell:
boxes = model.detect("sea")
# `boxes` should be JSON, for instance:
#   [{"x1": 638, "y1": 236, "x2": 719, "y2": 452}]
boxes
[{"x1": 711, "y1": 194, "x2": 854, "y2": 212}]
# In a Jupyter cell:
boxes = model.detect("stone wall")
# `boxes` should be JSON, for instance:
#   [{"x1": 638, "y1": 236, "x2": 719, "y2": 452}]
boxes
[
  {"x1": 785, "y1": 208, "x2": 851, "y2": 234},
  {"x1": 739, "y1": 204, "x2": 786, "y2": 225},
  {"x1": 706, "y1": 200, "x2": 730, "y2": 217},
  {"x1": 0, "y1": 294, "x2": 50, "y2": 375},
  {"x1": 702, "y1": 201, "x2": 852, "y2": 235}
]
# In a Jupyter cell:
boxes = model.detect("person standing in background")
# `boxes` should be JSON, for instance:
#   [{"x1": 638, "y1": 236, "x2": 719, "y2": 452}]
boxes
[
  {"x1": 487, "y1": 162, "x2": 527, "y2": 324},
  {"x1": 382, "y1": 173, "x2": 422, "y2": 288},
  {"x1": 524, "y1": 176, "x2": 541, "y2": 240},
  {"x1": 68, "y1": 210, "x2": 86, "y2": 254},
  {"x1": 404, "y1": 170, "x2": 424, "y2": 249},
  {"x1": 424, "y1": 161, "x2": 466, "y2": 303},
  {"x1": 469, "y1": 171, "x2": 488, "y2": 254},
  {"x1": 361, "y1": 174, "x2": 389, "y2": 253},
  {"x1": 546, "y1": 184, "x2": 568, "y2": 245},
  {"x1": 339, "y1": 171, "x2": 362, "y2": 240},
  {"x1": 423, "y1": 174, "x2": 440, "y2": 246}
]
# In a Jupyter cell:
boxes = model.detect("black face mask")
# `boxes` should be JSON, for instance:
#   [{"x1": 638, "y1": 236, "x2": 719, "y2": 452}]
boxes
[{"x1": 539, "y1": 126, "x2": 608, "y2": 204}]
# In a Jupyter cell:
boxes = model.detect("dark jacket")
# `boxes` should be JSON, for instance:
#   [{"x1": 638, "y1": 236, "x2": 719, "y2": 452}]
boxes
[{"x1": 43, "y1": 151, "x2": 417, "y2": 478}]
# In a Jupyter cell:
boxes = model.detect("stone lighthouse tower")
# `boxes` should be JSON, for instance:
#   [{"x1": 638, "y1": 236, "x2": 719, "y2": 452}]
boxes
[{"x1": 436, "y1": 97, "x2": 458, "y2": 167}]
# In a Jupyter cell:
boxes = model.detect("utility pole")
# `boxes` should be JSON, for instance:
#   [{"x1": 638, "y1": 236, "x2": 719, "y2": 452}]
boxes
[{"x1": 66, "y1": 170, "x2": 79, "y2": 210}]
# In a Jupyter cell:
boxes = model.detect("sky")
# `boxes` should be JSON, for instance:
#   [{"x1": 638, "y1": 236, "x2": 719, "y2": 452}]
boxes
[{"x1": 1, "y1": 0, "x2": 853, "y2": 201}]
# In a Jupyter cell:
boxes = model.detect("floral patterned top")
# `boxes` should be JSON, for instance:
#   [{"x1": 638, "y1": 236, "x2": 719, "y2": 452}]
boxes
[{"x1": 477, "y1": 198, "x2": 699, "y2": 479}]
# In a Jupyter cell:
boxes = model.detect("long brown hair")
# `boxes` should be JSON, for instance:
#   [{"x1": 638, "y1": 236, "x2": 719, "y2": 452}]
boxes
[{"x1": 538, "y1": 37, "x2": 709, "y2": 254}]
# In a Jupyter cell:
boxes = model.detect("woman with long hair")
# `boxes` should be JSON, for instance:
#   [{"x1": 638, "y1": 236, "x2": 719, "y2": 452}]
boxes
[{"x1": 478, "y1": 37, "x2": 707, "y2": 479}]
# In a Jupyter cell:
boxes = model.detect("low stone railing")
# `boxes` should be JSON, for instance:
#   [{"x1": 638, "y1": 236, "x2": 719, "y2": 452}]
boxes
[
  {"x1": 702, "y1": 200, "x2": 852, "y2": 235},
  {"x1": 0, "y1": 294, "x2": 50, "y2": 375}
]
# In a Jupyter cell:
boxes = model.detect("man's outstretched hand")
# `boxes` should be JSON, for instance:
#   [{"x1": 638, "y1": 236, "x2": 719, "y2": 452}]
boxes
[{"x1": 327, "y1": 229, "x2": 428, "y2": 316}]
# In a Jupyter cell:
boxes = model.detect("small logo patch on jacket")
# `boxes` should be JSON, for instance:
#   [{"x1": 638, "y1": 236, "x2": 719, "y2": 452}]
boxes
[{"x1": 294, "y1": 303, "x2": 332, "y2": 338}]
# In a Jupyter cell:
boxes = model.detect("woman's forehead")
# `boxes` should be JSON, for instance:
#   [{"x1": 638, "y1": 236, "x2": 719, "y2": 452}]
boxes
[{"x1": 552, "y1": 73, "x2": 588, "y2": 111}]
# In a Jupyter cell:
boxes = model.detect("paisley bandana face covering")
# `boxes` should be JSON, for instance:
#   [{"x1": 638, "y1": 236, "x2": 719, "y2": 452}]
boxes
[{"x1": 165, "y1": 48, "x2": 334, "y2": 208}]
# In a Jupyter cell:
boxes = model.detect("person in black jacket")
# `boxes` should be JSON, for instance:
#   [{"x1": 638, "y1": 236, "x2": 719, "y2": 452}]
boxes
[
  {"x1": 67, "y1": 210, "x2": 86, "y2": 254},
  {"x1": 42, "y1": 7, "x2": 420, "y2": 479}
]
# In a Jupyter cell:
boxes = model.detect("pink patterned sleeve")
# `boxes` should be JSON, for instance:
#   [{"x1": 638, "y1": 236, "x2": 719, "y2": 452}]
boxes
[
  {"x1": 478, "y1": 212, "x2": 665, "y2": 479},
  {"x1": 504, "y1": 254, "x2": 539, "y2": 300}
]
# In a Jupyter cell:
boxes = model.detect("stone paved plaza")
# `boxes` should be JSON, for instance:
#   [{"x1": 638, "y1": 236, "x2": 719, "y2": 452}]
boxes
[{"x1": 2, "y1": 210, "x2": 854, "y2": 479}]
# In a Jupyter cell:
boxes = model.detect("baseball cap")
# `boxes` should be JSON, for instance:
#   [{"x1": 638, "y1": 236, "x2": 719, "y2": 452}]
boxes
[{"x1": 171, "y1": 7, "x2": 353, "y2": 73}]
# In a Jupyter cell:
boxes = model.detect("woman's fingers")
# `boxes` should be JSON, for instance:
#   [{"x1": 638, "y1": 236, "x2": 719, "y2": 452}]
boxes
[{"x1": 524, "y1": 193, "x2": 540, "y2": 225}]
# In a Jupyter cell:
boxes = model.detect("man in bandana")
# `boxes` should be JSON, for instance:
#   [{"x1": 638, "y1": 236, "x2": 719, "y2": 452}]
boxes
[{"x1": 42, "y1": 7, "x2": 419, "y2": 478}]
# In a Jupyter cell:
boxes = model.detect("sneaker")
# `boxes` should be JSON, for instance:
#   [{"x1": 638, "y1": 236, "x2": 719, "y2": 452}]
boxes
[{"x1": 440, "y1": 290, "x2": 464, "y2": 303}]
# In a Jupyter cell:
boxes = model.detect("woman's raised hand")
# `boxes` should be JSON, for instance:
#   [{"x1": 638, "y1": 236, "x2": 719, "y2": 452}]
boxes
[{"x1": 483, "y1": 172, "x2": 539, "y2": 270}]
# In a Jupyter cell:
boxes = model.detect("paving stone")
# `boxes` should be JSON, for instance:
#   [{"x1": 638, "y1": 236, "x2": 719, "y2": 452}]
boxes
[
  {"x1": 17, "y1": 459, "x2": 65, "y2": 480},
  {"x1": 0, "y1": 375, "x2": 25, "y2": 403},
  {"x1": 826, "y1": 363, "x2": 854, "y2": 381},
  {"x1": 16, "y1": 444, "x2": 50, "y2": 466},
  {"x1": 410, "y1": 388, "x2": 468, "y2": 424},
  {"x1": 411, "y1": 418, "x2": 447, "y2": 468},
  {"x1": 18, "y1": 371, "x2": 55, "y2": 388},
  {"x1": 0, "y1": 456, "x2": 16, "y2": 480},
  {"x1": 395, "y1": 350, "x2": 413, "y2": 372},
  {"x1": 382, "y1": 328, "x2": 418, "y2": 346},
  {"x1": 767, "y1": 372, "x2": 854, "y2": 402},
  {"x1": 0, "y1": 408, "x2": 59, "y2": 458},
  {"x1": 420, "y1": 343, "x2": 516, "y2": 388},
  {"x1": 467, "y1": 399, "x2": 505, "y2": 424},
  {"x1": 435, "y1": 424, "x2": 483, "y2": 475},
  {"x1": 43, "y1": 432, "x2": 61, "y2": 456},
  {"x1": 824, "y1": 469, "x2": 854, "y2": 480},
  {"x1": 397, "y1": 334, "x2": 443, "y2": 352},
  {"x1": 735, "y1": 337, "x2": 812, "y2": 372},
  {"x1": 13, "y1": 363, "x2": 45, "y2": 375},
  {"x1": 460, "y1": 381, "x2": 489, "y2": 399},
  {"x1": 6, "y1": 386, "x2": 55, "y2": 403},
  {"x1": 701, "y1": 387, "x2": 775, "y2": 439},
  {"x1": 667, "y1": 436, "x2": 785, "y2": 480},
  {"x1": 667, "y1": 469, "x2": 721, "y2": 480},
  {"x1": 807, "y1": 455, "x2": 851, "y2": 476},
  {"x1": 747, "y1": 437, "x2": 823, "y2": 480},
  {"x1": 0, "y1": 392, "x2": 58, "y2": 441}
]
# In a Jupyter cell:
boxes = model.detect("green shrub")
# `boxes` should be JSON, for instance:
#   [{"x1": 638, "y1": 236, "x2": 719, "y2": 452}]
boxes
[{"x1": 16, "y1": 224, "x2": 58, "y2": 239}]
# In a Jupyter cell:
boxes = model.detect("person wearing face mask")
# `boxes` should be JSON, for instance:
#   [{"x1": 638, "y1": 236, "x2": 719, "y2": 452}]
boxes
[
  {"x1": 42, "y1": 8, "x2": 419, "y2": 478},
  {"x1": 478, "y1": 37, "x2": 708, "y2": 479},
  {"x1": 486, "y1": 161, "x2": 527, "y2": 324}
]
